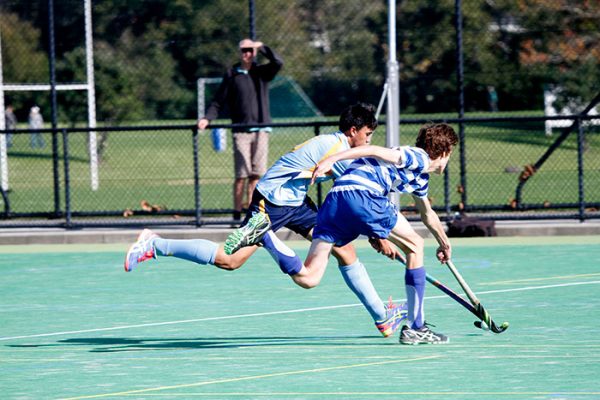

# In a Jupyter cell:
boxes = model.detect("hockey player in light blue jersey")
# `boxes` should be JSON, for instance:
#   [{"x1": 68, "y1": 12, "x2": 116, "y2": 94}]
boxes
[{"x1": 125, "y1": 103, "x2": 407, "y2": 338}]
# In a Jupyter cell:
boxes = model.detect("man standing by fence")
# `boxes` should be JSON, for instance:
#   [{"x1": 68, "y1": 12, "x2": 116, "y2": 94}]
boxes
[{"x1": 197, "y1": 38, "x2": 283, "y2": 221}]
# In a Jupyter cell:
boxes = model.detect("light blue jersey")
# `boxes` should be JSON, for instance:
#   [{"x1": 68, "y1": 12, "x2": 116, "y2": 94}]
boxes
[
  {"x1": 332, "y1": 146, "x2": 431, "y2": 198},
  {"x1": 256, "y1": 131, "x2": 352, "y2": 206}
]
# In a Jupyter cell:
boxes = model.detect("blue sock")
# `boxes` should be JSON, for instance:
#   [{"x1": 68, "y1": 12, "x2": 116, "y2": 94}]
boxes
[
  {"x1": 153, "y1": 238, "x2": 218, "y2": 265},
  {"x1": 339, "y1": 260, "x2": 386, "y2": 321},
  {"x1": 405, "y1": 266, "x2": 426, "y2": 329},
  {"x1": 260, "y1": 231, "x2": 302, "y2": 275}
]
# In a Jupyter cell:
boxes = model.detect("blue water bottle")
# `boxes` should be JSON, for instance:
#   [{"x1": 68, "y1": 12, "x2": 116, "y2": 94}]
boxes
[{"x1": 211, "y1": 128, "x2": 227, "y2": 152}]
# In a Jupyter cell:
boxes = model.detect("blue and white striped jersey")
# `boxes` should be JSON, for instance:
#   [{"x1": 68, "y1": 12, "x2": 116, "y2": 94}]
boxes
[
  {"x1": 331, "y1": 146, "x2": 431, "y2": 198},
  {"x1": 256, "y1": 131, "x2": 352, "y2": 206}
]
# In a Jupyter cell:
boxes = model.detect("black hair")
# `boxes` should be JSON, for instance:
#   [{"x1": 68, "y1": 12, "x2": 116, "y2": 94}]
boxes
[{"x1": 338, "y1": 103, "x2": 378, "y2": 132}]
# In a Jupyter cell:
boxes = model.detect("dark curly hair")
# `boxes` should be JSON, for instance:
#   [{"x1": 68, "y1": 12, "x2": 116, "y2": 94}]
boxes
[{"x1": 415, "y1": 123, "x2": 458, "y2": 159}]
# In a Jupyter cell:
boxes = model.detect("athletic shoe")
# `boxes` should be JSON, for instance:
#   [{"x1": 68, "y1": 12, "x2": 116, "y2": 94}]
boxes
[
  {"x1": 124, "y1": 229, "x2": 159, "y2": 272},
  {"x1": 375, "y1": 298, "x2": 408, "y2": 338},
  {"x1": 224, "y1": 212, "x2": 271, "y2": 255},
  {"x1": 399, "y1": 323, "x2": 449, "y2": 345}
]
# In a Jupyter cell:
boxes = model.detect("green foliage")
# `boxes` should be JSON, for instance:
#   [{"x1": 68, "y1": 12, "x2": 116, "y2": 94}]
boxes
[
  {"x1": 56, "y1": 30, "x2": 192, "y2": 124},
  {"x1": 0, "y1": 13, "x2": 48, "y2": 83},
  {"x1": 0, "y1": 12, "x2": 49, "y2": 116},
  {"x1": 295, "y1": 0, "x2": 386, "y2": 112},
  {"x1": 2, "y1": 0, "x2": 599, "y2": 120}
]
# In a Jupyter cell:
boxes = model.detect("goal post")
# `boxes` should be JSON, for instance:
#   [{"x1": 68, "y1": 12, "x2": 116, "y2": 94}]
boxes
[{"x1": 0, "y1": 0, "x2": 98, "y2": 192}]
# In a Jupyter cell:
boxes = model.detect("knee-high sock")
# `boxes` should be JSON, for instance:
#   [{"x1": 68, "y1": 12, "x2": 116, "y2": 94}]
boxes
[
  {"x1": 260, "y1": 231, "x2": 302, "y2": 275},
  {"x1": 153, "y1": 238, "x2": 218, "y2": 265},
  {"x1": 405, "y1": 266, "x2": 426, "y2": 329},
  {"x1": 339, "y1": 260, "x2": 386, "y2": 321}
]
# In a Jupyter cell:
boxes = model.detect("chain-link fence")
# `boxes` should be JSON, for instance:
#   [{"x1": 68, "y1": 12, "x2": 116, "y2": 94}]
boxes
[
  {"x1": 1, "y1": 115, "x2": 599, "y2": 228},
  {"x1": 1, "y1": 0, "x2": 599, "y2": 227}
]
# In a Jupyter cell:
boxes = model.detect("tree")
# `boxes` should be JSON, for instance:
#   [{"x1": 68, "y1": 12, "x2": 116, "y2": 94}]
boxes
[
  {"x1": 57, "y1": 30, "x2": 191, "y2": 124},
  {"x1": 0, "y1": 12, "x2": 49, "y2": 117},
  {"x1": 7, "y1": 0, "x2": 597, "y2": 119},
  {"x1": 513, "y1": 0, "x2": 600, "y2": 109},
  {"x1": 296, "y1": 0, "x2": 386, "y2": 114}
]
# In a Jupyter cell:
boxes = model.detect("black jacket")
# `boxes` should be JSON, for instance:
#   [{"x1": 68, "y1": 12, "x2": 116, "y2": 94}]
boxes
[{"x1": 204, "y1": 46, "x2": 283, "y2": 132}]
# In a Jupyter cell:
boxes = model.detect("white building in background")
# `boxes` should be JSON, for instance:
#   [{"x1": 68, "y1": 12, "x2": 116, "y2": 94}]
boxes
[{"x1": 543, "y1": 86, "x2": 600, "y2": 136}]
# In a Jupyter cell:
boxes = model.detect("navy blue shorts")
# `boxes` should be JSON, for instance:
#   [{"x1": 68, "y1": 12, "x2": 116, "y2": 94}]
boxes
[
  {"x1": 243, "y1": 191, "x2": 318, "y2": 238},
  {"x1": 312, "y1": 190, "x2": 398, "y2": 246}
]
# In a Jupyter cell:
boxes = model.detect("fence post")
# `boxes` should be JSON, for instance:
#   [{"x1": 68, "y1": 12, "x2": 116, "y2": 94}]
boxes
[
  {"x1": 62, "y1": 128, "x2": 71, "y2": 228},
  {"x1": 193, "y1": 126, "x2": 202, "y2": 226},
  {"x1": 249, "y1": 0, "x2": 256, "y2": 40},
  {"x1": 48, "y1": 0, "x2": 61, "y2": 218},
  {"x1": 576, "y1": 117, "x2": 585, "y2": 221},
  {"x1": 455, "y1": 0, "x2": 467, "y2": 212}
]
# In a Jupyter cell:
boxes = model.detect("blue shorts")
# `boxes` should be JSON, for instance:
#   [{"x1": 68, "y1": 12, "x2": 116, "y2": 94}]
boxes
[
  {"x1": 243, "y1": 190, "x2": 318, "y2": 237},
  {"x1": 312, "y1": 190, "x2": 398, "y2": 246}
]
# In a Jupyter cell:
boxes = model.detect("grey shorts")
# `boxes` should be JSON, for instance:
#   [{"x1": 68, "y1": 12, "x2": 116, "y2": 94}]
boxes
[{"x1": 233, "y1": 130, "x2": 269, "y2": 179}]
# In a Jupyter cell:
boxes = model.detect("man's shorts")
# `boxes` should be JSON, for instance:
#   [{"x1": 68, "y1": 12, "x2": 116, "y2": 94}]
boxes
[
  {"x1": 233, "y1": 130, "x2": 269, "y2": 179},
  {"x1": 312, "y1": 189, "x2": 399, "y2": 247},
  {"x1": 242, "y1": 190, "x2": 318, "y2": 238}
]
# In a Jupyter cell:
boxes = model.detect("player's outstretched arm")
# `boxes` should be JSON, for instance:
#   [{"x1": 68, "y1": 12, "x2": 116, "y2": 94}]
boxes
[{"x1": 311, "y1": 145, "x2": 402, "y2": 183}]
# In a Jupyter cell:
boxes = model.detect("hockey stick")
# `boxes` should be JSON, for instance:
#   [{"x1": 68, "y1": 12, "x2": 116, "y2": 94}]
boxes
[
  {"x1": 425, "y1": 272, "x2": 477, "y2": 315},
  {"x1": 395, "y1": 256, "x2": 508, "y2": 333},
  {"x1": 395, "y1": 257, "x2": 478, "y2": 318},
  {"x1": 445, "y1": 260, "x2": 509, "y2": 334}
]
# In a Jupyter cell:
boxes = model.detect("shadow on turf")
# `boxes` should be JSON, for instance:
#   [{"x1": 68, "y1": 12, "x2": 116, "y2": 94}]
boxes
[{"x1": 8, "y1": 335, "x2": 388, "y2": 353}]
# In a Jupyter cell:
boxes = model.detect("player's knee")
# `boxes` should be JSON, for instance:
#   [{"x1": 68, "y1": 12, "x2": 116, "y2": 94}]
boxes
[
  {"x1": 215, "y1": 261, "x2": 241, "y2": 271},
  {"x1": 405, "y1": 234, "x2": 425, "y2": 256},
  {"x1": 222, "y1": 262, "x2": 242, "y2": 271},
  {"x1": 292, "y1": 275, "x2": 319, "y2": 289},
  {"x1": 331, "y1": 245, "x2": 356, "y2": 266},
  {"x1": 299, "y1": 280, "x2": 319, "y2": 289},
  {"x1": 332, "y1": 251, "x2": 354, "y2": 266},
  {"x1": 214, "y1": 253, "x2": 244, "y2": 270},
  {"x1": 415, "y1": 235, "x2": 425, "y2": 252}
]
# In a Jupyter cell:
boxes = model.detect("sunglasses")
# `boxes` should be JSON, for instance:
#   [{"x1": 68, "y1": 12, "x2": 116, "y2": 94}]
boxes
[{"x1": 240, "y1": 47, "x2": 254, "y2": 53}]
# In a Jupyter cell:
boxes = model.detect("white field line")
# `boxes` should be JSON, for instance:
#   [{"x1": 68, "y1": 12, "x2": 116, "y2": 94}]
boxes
[{"x1": 2, "y1": 280, "x2": 599, "y2": 342}]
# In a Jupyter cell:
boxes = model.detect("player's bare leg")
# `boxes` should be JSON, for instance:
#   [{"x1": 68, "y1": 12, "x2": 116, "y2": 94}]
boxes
[
  {"x1": 290, "y1": 239, "x2": 334, "y2": 288},
  {"x1": 213, "y1": 245, "x2": 259, "y2": 270},
  {"x1": 386, "y1": 214, "x2": 448, "y2": 344},
  {"x1": 125, "y1": 230, "x2": 258, "y2": 272}
]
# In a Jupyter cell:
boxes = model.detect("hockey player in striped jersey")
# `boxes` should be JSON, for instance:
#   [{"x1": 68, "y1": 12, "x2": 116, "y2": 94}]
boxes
[{"x1": 226, "y1": 123, "x2": 458, "y2": 344}]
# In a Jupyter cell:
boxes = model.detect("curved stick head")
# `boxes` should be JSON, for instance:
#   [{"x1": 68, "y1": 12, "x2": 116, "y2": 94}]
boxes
[
  {"x1": 474, "y1": 320, "x2": 509, "y2": 333},
  {"x1": 491, "y1": 321, "x2": 510, "y2": 333}
]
